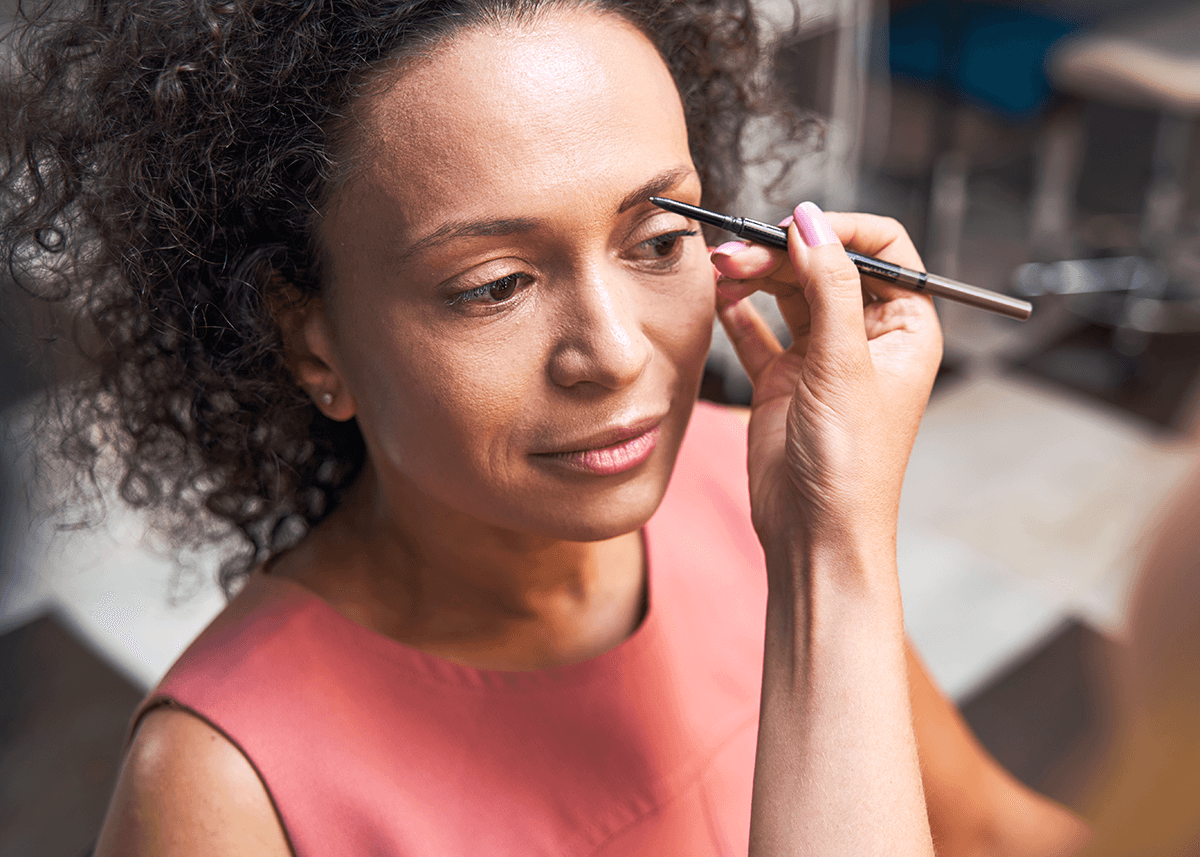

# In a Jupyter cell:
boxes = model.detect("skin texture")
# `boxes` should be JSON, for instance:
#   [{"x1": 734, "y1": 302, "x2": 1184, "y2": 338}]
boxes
[{"x1": 97, "y1": 9, "x2": 1086, "y2": 856}]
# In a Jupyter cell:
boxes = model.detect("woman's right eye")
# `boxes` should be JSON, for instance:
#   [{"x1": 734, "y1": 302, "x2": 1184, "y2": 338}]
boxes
[
  {"x1": 638, "y1": 228, "x2": 698, "y2": 259},
  {"x1": 446, "y1": 273, "x2": 528, "y2": 308}
]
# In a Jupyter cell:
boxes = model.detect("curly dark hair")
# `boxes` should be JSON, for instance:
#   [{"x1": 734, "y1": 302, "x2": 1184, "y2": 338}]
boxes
[{"x1": 1, "y1": 0, "x2": 804, "y2": 591}]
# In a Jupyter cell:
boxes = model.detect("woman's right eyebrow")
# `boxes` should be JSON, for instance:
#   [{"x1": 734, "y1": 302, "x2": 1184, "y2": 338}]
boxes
[
  {"x1": 394, "y1": 216, "x2": 541, "y2": 264},
  {"x1": 616, "y1": 166, "x2": 696, "y2": 214},
  {"x1": 391, "y1": 164, "x2": 696, "y2": 265}
]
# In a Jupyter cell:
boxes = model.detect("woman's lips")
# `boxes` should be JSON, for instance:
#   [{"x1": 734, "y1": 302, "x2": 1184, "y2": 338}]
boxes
[{"x1": 534, "y1": 423, "x2": 661, "y2": 476}]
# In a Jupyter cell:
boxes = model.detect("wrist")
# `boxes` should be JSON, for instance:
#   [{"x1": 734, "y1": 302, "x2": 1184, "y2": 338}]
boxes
[
  {"x1": 760, "y1": 527, "x2": 905, "y2": 657},
  {"x1": 762, "y1": 517, "x2": 898, "y2": 595},
  {"x1": 753, "y1": 470, "x2": 901, "y2": 556}
]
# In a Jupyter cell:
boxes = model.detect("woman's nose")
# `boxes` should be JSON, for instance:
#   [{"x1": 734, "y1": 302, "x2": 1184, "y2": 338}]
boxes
[{"x1": 547, "y1": 271, "x2": 652, "y2": 392}]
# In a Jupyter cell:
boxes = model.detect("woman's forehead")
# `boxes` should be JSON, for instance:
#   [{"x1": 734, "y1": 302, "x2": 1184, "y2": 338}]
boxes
[
  {"x1": 332, "y1": 9, "x2": 691, "y2": 229},
  {"x1": 358, "y1": 9, "x2": 671, "y2": 123}
]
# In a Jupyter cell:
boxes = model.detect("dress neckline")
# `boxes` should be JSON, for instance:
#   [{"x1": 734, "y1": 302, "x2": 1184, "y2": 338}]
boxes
[{"x1": 250, "y1": 518, "x2": 664, "y2": 690}]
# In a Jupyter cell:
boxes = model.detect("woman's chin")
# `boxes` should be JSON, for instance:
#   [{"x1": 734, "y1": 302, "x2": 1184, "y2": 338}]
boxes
[{"x1": 514, "y1": 480, "x2": 669, "y2": 544}]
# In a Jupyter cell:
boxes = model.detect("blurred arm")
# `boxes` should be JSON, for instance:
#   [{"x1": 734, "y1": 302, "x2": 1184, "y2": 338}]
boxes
[
  {"x1": 1077, "y1": 461, "x2": 1200, "y2": 856},
  {"x1": 907, "y1": 641, "x2": 1091, "y2": 857}
]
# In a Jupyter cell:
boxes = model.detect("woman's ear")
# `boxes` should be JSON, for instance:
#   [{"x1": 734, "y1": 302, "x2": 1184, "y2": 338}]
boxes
[{"x1": 275, "y1": 291, "x2": 357, "y2": 422}]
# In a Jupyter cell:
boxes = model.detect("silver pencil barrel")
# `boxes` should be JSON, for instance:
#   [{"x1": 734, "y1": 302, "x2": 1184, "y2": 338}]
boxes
[{"x1": 920, "y1": 274, "x2": 1033, "y2": 321}]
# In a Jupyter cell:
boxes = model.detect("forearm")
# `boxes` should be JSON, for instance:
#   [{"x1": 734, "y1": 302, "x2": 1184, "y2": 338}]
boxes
[{"x1": 749, "y1": 531, "x2": 934, "y2": 857}]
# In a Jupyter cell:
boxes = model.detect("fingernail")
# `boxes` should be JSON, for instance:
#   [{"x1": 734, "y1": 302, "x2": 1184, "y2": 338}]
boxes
[
  {"x1": 712, "y1": 241, "x2": 748, "y2": 257},
  {"x1": 792, "y1": 202, "x2": 838, "y2": 247},
  {"x1": 777, "y1": 215, "x2": 794, "y2": 228}
]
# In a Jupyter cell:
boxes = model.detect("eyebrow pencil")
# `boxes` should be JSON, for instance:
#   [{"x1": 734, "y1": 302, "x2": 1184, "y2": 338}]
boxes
[{"x1": 650, "y1": 197, "x2": 1033, "y2": 321}]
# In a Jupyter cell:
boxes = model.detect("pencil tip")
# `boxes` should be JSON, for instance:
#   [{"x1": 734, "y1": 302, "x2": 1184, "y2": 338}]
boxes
[{"x1": 649, "y1": 196, "x2": 686, "y2": 215}]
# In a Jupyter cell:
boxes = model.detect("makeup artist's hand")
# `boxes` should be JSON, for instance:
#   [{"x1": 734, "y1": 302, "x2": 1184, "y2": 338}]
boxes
[
  {"x1": 711, "y1": 203, "x2": 942, "y2": 549},
  {"x1": 725, "y1": 203, "x2": 942, "y2": 857}
]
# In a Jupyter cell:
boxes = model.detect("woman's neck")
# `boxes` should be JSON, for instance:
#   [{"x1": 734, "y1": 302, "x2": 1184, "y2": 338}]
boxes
[{"x1": 269, "y1": 466, "x2": 648, "y2": 670}]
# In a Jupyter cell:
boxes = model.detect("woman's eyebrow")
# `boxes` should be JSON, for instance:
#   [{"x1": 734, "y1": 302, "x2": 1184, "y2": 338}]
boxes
[
  {"x1": 395, "y1": 216, "x2": 540, "y2": 264},
  {"x1": 394, "y1": 166, "x2": 695, "y2": 264},
  {"x1": 616, "y1": 166, "x2": 697, "y2": 214}
]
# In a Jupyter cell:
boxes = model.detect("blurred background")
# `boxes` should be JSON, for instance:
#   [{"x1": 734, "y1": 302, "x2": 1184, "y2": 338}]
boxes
[{"x1": 3, "y1": 0, "x2": 1200, "y2": 854}]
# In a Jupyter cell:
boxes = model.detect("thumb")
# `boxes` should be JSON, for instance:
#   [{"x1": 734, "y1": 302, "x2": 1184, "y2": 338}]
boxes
[{"x1": 788, "y1": 202, "x2": 869, "y2": 367}]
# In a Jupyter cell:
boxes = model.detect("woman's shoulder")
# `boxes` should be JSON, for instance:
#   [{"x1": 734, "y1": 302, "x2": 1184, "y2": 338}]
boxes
[
  {"x1": 678, "y1": 399, "x2": 748, "y2": 459},
  {"x1": 139, "y1": 573, "x2": 336, "y2": 732},
  {"x1": 651, "y1": 401, "x2": 758, "y2": 562},
  {"x1": 95, "y1": 707, "x2": 291, "y2": 857},
  {"x1": 689, "y1": 400, "x2": 750, "y2": 433},
  {"x1": 669, "y1": 401, "x2": 751, "y2": 495}
]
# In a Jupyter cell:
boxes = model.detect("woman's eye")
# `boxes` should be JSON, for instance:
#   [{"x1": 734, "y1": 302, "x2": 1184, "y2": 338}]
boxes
[
  {"x1": 447, "y1": 273, "x2": 527, "y2": 307},
  {"x1": 637, "y1": 229, "x2": 698, "y2": 259}
]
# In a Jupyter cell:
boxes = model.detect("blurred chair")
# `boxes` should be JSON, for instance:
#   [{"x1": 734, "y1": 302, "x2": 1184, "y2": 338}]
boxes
[
  {"x1": 1016, "y1": 3, "x2": 1200, "y2": 354},
  {"x1": 887, "y1": 0, "x2": 1076, "y2": 277},
  {"x1": 1050, "y1": 3, "x2": 1199, "y2": 258}
]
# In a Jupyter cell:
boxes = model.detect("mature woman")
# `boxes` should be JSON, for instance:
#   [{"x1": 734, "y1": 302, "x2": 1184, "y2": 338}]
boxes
[{"x1": 3, "y1": 1, "x2": 1086, "y2": 854}]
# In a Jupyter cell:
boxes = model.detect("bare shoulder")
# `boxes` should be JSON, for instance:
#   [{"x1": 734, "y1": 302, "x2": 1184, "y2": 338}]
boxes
[{"x1": 94, "y1": 706, "x2": 292, "y2": 857}]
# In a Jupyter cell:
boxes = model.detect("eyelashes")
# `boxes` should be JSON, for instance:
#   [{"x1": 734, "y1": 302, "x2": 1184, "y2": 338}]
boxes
[
  {"x1": 638, "y1": 229, "x2": 698, "y2": 261},
  {"x1": 445, "y1": 273, "x2": 528, "y2": 307},
  {"x1": 445, "y1": 226, "x2": 699, "y2": 309}
]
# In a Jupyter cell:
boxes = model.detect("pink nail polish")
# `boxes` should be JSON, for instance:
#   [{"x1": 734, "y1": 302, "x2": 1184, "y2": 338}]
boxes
[
  {"x1": 792, "y1": 202, "x2": 838, "y2": 247},
  {"x1": 712, "y1": 241, "x2": 748, "y2": 257}
]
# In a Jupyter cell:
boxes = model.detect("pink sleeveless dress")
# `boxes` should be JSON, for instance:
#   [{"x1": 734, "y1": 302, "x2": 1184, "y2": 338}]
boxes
[{"x1": 135, "y1": 402, "x2": 769, "y2": 856}]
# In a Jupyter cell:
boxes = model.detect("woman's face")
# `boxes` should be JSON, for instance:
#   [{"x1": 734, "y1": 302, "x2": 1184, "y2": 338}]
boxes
[{"x1": 310, "y1": 8, "x2": 714, "y2": 542}]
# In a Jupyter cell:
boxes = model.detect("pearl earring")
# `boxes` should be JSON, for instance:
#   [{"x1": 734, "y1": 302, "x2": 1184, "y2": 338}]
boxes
[{"x1": 320, "y1": 392, "x2": 334, "y2": 406}]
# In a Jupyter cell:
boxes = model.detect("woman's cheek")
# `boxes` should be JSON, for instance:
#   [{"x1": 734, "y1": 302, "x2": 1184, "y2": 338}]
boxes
[{"x1": 663, "y1": 291, "x2": 715, "y2": 385}]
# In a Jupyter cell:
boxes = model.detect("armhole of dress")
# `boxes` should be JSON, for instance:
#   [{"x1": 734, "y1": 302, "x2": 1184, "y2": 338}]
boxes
[{"x1": 131, "y1": 698, "x2": 299, "y2": 857}]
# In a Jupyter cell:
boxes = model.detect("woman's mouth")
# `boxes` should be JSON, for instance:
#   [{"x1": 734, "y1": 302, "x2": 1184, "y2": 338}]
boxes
[{"x1": 533, "y1": 422, "x2": 662, "y2": 476}]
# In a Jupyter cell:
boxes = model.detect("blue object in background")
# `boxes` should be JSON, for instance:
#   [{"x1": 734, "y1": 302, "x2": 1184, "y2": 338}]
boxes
[{"x1": 890, "y1": 1, "x2": 1076, "y2": 120}]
